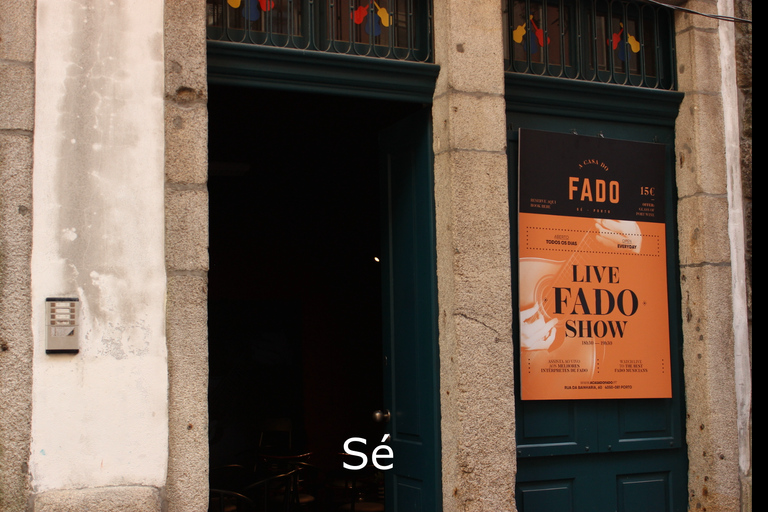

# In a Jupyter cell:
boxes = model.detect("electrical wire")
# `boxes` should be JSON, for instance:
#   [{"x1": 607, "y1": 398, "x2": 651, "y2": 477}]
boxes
[{"x1": 640, "y1": 0, "x2": 752, "y2": 23}]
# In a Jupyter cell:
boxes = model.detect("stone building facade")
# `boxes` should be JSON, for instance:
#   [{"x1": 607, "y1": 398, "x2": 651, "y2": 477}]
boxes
[{"x1": 0, "y1": 0, "x2": 751, "y2": 511}]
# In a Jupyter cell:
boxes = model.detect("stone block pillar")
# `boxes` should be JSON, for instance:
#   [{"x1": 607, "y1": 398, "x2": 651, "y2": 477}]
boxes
[
  {"x1": 432, "y1": 1, "x2": 517, "y2": 510},
  {"x1": 674, "y1": 1, "x2": 751, "y2": 510},
  {"x1": 0, "y1": 1, "x2": 36, "y2": 510}
]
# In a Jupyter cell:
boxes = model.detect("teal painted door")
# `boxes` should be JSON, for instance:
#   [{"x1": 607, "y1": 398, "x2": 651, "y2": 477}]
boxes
[
  {"x1": 507, "y1": 76, "x2": 688, "y2": 512},
  {"x1": 378, "y1": 109, "x2": 442, "y2": 512}
]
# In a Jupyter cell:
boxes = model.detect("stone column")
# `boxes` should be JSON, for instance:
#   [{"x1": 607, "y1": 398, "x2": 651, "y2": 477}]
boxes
[
  {"x1": 432, "y1": 1, "x2": 517, "y2": 510},
  {"x1": 164, "y1": 0, "x2": 210, "y2": 511},
  {"x1": 674, "y1": 1, "x2": 750, "y2": 510},
  {"x1": 0, "y1": 1, "x2": 35, "y2": 510}
]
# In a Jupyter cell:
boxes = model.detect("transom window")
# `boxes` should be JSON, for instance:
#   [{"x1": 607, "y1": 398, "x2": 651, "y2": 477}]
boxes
[
  {"x1": 206, "y1": 0, "x2": 433, "y2": 62},
  {"x1": 504, "y1": 0, "x2": 677, "y2": 89}
]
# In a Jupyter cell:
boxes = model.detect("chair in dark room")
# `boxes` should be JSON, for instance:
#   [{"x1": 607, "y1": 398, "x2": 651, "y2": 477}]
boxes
[
  {"x1": 241, "y1": 469, "x2": 298, "y2": 512},
  {"x1": 289, "y1": 461, "x2": 326, "y2": 510},
  {"x1": 209, "y1": 488, "x2": 257, "y2": 512},
  {"x1": 329, "y1": 454, "x2": 385, "y2": 512},
  {"x1": 254, "y1": 457, "x2": 325, "y2": 511},
  {"x1": 257, "y1": 417, "x2": 295, "y2": 452},
  {"x1": 335, "y1": 475, "x2": 384, "y2": 512}
]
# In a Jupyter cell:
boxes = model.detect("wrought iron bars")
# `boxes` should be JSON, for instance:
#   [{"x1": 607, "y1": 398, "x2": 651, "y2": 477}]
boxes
[
  {"x1": 206, "y1": 0, "x2": 433, "y2": 62},
  {"x1": 504, "y1": 0, "x2": 677, "y2": 90}
]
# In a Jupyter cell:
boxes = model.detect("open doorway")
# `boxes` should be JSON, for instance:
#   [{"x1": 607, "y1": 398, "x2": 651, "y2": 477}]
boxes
[{"x1": 207, "y1": 84, "x2": 423, "y2": 507}]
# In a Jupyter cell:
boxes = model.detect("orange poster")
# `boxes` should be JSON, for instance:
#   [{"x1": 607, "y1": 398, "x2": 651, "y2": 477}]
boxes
[{"x1": 518, "y1": 129, "x2": 672, "y2": 400}]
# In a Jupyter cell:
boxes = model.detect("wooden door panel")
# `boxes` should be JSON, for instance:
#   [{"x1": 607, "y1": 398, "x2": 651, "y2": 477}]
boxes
[
  {"x1": 517, "y1": 480, "x2": 575, "y2": 512},
  {"x1": 394, "y1": 475, "x2": 424, "y2": 512},
  {"x1": 607, "y1": 399, "x2": 680, "y2": 452},
  {"x1": 617, "y1": 472, "x2": 670, "y2": 512},
  {"x1": 518, "y1": 449, "x2": 686, "y2": 512},
  {"x1": 517, "y1": 400, "x2": 597, "y2": 457},
  {"x1": 379, "y1": 108, "x2": 441, "y2": 512}
]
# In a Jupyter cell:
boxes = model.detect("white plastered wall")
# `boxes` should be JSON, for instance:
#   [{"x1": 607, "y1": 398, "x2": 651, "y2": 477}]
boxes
[{"x1": 29, "y1": 0, "x2": 168, "y2": 498}]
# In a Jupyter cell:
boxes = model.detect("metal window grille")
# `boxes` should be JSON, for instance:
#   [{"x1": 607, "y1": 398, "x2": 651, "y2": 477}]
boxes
[
  {"x1": 206, "y1": 0, "x2": 433, "y2": 62},
  {"x1": 504, "y1": 0, "x2": 677, "y2": 90}
]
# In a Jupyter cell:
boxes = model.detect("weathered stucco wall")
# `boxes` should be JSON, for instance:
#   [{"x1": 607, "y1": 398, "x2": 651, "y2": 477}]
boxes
[{"x1": 28, "y1": 0, "x2": 168, "y2": 508}]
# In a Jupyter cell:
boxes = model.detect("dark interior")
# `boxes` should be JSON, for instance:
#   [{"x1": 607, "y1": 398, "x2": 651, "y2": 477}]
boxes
[{"x1": 207, "y1": 84, "x2": 420, "y2": 500}]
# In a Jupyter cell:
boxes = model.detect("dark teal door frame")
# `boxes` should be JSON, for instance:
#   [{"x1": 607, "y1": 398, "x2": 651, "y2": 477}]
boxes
[
  {"x1": 207, "y1": 41, "x2": 439, "y2": 103},
  {"x1": 506, "y1": 73, "x2": 688, "y2": 512}
]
